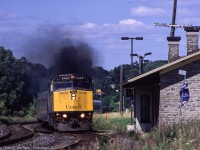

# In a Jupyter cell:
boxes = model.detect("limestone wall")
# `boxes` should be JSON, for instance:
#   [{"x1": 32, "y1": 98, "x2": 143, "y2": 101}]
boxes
[{"x1": 159, "y1": 59, "x2": 200, "y2": 125}]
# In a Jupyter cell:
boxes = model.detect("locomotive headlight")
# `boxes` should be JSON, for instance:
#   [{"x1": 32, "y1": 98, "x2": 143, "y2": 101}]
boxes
[
  {"x1": 63, "y1": 114, "x2": 67, "y2": 118},
  {"x1": 80, "y1": 113, "x2": 85, "y2": 118},
  {"x1": 71, "y1": 93, "x2": 76, "y2": 100}
]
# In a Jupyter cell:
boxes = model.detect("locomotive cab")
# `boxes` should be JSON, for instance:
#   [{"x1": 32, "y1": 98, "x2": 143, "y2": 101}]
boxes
[{"x1": 37, "y1": 74, "x2": 94, "y2": 131}]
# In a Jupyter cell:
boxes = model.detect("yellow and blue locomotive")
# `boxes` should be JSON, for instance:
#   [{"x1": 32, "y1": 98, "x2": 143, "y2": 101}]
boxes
[{"x1": 36, "y1": 74, "x2": 93, "y2": 131}]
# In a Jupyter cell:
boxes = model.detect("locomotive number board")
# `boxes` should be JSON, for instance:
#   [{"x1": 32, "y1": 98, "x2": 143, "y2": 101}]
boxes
[{"x1": 53, "y1": 74, "x2": 90, "y2": 81}]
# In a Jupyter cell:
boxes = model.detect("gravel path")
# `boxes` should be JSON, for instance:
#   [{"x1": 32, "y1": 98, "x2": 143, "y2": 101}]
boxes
[{"x1": 3, "y1": 132, "x2": 79, "y2": 149}]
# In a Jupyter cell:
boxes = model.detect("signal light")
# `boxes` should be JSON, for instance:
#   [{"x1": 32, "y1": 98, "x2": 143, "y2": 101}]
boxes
[
  {"x1": 71, "y1": 93, "x2": 76, "y2": 100},
  {"x1": 71, "y1": 94, "x2": 76, "y2": 100},
  {"x1": 71, "y1": 90, "x2": 76, "y2": 100}
]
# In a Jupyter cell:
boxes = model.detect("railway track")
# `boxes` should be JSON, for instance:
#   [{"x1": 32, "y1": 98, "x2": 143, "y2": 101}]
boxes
[
  {"x1": 0, "y1": 124, "x2": 34, "y2": 147},
  {"x1": 0, "y1": 123, "x2": 113, "y2": 149}
]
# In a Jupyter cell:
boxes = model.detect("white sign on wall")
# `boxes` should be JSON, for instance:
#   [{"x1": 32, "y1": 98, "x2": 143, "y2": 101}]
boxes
[{"x1": 179, "y1": 70, "x2": 186, "y2": 76}]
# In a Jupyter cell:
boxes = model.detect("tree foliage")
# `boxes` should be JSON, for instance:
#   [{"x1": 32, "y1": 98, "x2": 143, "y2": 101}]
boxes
[
  {"x1": 0, "y1": 47, "x2": 48, "y2": 116},
  {"x1": 93, "y1": 60, "x2": 167, "y2": 112}
]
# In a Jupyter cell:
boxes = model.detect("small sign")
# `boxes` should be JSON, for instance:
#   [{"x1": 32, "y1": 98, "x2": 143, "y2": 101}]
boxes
[
  {"x1": 179, "y1": 70, "x2": 186, "y2": 76},
  {"x1": 126, "y1": 88, "x2": 134, "y2": 97},
  {"x1": 96, "y1": 89, "x2": 102, "y2": 93},
  {"x1": 178, "y1": 83, "x2": 190, "y2": 108},
  {"x1": 96, "y1": 89, "x2": 103, "y2": 95},
  {"x1": 180, "y1": 83, "x2": 189, "y2": 102}
]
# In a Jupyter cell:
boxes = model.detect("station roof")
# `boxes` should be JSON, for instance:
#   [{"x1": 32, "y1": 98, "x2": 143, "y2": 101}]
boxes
[{"x1": 123, "y1": 50, "x2": 200, "y2": 87}]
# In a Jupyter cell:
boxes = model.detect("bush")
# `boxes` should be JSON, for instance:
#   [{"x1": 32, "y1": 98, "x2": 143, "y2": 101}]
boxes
[
  {"x1": 25, "y1": 102, "x2": 36, "y2": 117},
  {"x1": 92, "y1": 115, "x2": 130, "y2": 133}
]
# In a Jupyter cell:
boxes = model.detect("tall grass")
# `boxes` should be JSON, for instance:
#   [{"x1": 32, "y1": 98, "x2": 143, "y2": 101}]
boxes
[
  {"x1": 92, "y1": 113, "x2": 200, "y2": 149},
  {"x1": 93, "y1": 112, "x2": 131, "y2": 133}
]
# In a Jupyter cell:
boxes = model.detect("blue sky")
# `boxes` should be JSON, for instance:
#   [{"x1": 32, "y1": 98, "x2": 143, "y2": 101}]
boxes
[{"x1": 1, "y1": 0, "x2": 200, "y2": 70}]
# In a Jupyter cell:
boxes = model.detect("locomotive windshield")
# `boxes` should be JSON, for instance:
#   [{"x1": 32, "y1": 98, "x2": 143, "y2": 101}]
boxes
[
  {"x1": 52, "y1": 75, "x2": 92, "y2": 91},
  {"x1": 73, "y1": 81, "x2": 92, "y2": 89},
  {"x1": 53, "y1": 81, "x2": 92, "y2": 91},
  {"x1": 54, "y1": 82, "x2": 72, "y2": 91}
]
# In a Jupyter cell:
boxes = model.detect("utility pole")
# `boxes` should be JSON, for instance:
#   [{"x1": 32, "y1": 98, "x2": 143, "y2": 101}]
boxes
[
  {"x1": 170, "y1": 0, "x2": 177, "y2": 37},
  {"x1": 154, "y1": 0, "x2": 198, "y2": 33},
  {"x1": 154, "y1": 0, "x2": 184, "y2": 34},
  {"x1": 121, "y1": 37, "x2": 143, "y2": 78},
  {"x1": 139, "y1": 56, "x2": 143, "y2": 75},
  {"x1": 119, "y1": 64, "x2": 123, "y2": 115},
  {"x1": 154, "y1": 0, "x2": 182, "y2": 62},
  {"x1": 132, "y1": 52, "x2": 151, "y2": 75}
]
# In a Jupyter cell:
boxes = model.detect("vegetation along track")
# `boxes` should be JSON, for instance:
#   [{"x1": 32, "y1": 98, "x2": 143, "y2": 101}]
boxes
[{"x1": 70, "y1": 130, "x2": 113, "y2": 149}]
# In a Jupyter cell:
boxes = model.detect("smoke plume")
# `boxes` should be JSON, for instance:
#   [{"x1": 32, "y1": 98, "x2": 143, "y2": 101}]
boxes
[
  {"x1": 50, "y1": 42, "x2": 95, "y2": 77},
  {"x1": 23, "y1": 25, "x2": 98, "y2": 77}
]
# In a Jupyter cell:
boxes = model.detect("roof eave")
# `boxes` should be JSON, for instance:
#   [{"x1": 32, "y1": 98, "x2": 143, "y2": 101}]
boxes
[{"x1": 123, "y1": 51, "x2": 200, "y2": 87}]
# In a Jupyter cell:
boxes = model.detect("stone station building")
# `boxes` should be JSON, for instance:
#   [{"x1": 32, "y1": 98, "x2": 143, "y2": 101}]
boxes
[{"x1": 123, "y1": 27, "x2": 200, "y2": 132}]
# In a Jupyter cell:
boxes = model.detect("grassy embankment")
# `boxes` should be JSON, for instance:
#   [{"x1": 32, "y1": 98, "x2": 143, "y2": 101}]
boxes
[
  {"x1": 0, "y1": 116, "x2": 36, "y2": 125},
  {"x1": 1, "y1": 113, "x2": 200, "y2": 149},
  {"x1": 92, "y1": 112, "x2": 200, "y2": 150}
]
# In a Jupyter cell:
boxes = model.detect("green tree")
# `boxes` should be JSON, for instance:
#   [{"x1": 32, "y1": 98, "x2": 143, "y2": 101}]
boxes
[
  {"x1": 92, "y1": 60, "x2": 168, "y2": 112},
  {"x1": 0, "y1": 47, "x2": 48, "y2": 116},
  {"x1": 143, "y1": 60, "x2": 168, "y2": 73}
]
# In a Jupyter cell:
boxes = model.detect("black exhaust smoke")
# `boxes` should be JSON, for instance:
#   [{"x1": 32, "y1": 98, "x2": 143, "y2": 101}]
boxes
[
  {"x1": 50, "y1": 42, "x2": 95, "y2": 77},
  {"x1": 23, "y1": 25, "x2": 98, "y2": 77}
]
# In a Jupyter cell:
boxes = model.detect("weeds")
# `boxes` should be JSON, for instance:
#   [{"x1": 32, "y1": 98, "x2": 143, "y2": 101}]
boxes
[
  {"x1": 128, "y1": 131, "x2": 140, "y2": 140},
  {"x1": 0, "y1": 116, "x2": 36, "y2": 125},
  {"x1": 92, "y1": 113, "x2": 200, "y2": 149}
]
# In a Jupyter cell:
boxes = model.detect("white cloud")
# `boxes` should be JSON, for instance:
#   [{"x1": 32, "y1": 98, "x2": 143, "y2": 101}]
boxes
[
  {"x1": 82, "y1": 23, "x2": 99, "y2": 29},
  {"x1": 102, "y1": 19, "x2": 150, "y2": 32},
  {"x1": 78, "y1": 23, "x2": 101, "y2": 32},
  {"x1": 60, "y1": 23, "x2": 100, "y2": 33},
  {"x1": 130, "y1": 6, "x2": 166, "y2": 17},
  {"x1": 119, "y1": 19, "x2": 144, "y2": 26}
]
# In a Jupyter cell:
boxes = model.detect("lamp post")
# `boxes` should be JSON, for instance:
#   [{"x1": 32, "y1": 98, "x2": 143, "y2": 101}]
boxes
[
  {"x1": 133, "y1": 52, "x2": 152, "y2": 74},
  {"x1": 121, "y1": 37, "x2": 143, "y2": 78}
]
